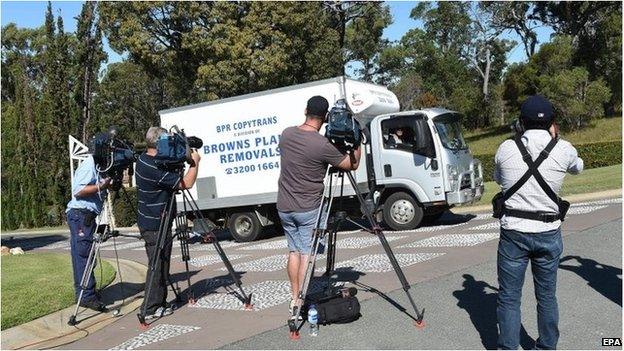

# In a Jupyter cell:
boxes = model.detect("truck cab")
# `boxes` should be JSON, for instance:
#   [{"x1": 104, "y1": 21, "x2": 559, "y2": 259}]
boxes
[{"x1": 368, "y1": 109, "x2": 484, "y2": 230}]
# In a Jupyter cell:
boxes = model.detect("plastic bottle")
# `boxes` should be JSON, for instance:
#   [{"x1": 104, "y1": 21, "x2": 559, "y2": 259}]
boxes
[{"x1": 308, "y1": 304, "x2": 319, "y2": 336}]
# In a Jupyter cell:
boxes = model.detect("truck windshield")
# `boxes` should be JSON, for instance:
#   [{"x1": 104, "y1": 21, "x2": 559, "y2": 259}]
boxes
[{"x1": 434, "y1": 114, "x2": 468, "y2": 150}]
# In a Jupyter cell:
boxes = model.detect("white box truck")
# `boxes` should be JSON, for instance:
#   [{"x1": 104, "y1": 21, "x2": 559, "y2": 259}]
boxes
[{"x1": 159, "y1": 77, "x2": 484, "y2": 242}]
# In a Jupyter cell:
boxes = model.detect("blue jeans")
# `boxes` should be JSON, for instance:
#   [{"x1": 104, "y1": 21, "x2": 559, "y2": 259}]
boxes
[
  {"x1": 497, "y1": 227, "x2": 563, "y2": 350},
  {"x1": 278, "y1": 209, "x2": 324, "y2": 255},
  {"x1": 67, "y1": 208, "x2": 98, "y2": 302}
]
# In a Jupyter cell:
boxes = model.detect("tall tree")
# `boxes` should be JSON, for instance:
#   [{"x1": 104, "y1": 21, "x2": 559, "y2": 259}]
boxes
[
  {"x1": 481, "y1": 2, "x2": 541, "y2": 58},
  {"x1": 75, "y1": 2, "x2": 107, "y2": 142}
]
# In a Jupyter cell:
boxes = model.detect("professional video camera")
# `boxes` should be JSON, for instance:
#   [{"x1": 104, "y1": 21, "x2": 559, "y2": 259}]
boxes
[
  {"x1": 90, "y1": 127, "x2": 137, "y2": 191},
  {"x1": 325, "y1": 99, "x2": 362, "y2": 153},
  {"x1": 154, "y1": 125, "x2": 203, "y2": 170}
]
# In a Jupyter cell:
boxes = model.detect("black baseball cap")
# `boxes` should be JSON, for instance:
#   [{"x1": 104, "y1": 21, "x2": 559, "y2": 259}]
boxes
[
  {"x1": 306, "y1": 96, "x2": 329, "y2": 118},
  {"x1": 520, "y1": 95, "x2": 554, "y2": 125}
]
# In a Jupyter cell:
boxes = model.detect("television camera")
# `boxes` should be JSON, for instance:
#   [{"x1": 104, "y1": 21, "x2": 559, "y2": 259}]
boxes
[
  {"x1": 90, "y1": 127, "x2": 137, "y2": 191},
  {"x1": 154, "y1": 125, "x2": 203, "y2": 170},
  {"x1": 325, "y1": 99, "x2": 363, "y2": 153}
]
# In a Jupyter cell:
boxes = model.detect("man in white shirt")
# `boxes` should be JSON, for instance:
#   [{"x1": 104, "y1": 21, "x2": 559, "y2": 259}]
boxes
[{"x1": 494, "y1": 95, "x2": 583, "y2": 350}]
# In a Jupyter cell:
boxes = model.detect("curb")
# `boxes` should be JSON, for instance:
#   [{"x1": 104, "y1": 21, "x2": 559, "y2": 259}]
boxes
[
  {"x1": 452, "y1": 189, "x2": 622, "y2": 214},
  {"x1": 1, "y1": 258, "x2": 147, "y2": 350}
]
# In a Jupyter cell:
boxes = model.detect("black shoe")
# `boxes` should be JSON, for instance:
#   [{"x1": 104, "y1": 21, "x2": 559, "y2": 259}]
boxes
[{"x1": 80, "y1": 299, "x2": 108, "y2": 312}]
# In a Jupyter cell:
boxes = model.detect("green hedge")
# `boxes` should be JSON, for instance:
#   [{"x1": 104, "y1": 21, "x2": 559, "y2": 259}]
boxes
[
  {"x1": 475, "y1": 140, "x2": 621, "y2": 182},
  {"x1": 112, "y1": 187, "x2": 137, "y2": 227}
]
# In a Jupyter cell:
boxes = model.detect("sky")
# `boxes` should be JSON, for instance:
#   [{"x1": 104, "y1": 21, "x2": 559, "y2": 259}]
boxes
[{"x1": 1, "y1": 1, "x2": 554, "y2": 67}]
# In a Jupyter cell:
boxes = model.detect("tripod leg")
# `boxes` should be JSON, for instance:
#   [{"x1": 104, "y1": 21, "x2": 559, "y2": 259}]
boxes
[
  {"x1": 68, "y1": 236, "x2": 103, "y2": 326},
  {"x1": 181, "y1": 189, "x2": 253, "y2": 309},
  {"x1": 138, "y1": 194, "x2": 176, "y2": 328},
  {"x1": 345, "y1": 172, "x2": 425, "y2": 328}
]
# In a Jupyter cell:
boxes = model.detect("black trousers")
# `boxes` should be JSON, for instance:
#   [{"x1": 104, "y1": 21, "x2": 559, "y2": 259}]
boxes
[{"x1": 141, "y1": 229, "x2": 173, "y2": 315}]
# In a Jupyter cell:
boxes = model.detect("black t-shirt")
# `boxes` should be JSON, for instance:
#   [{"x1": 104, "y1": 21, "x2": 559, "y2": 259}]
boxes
[{"x1": 136, "y1": 153, "x2": 181, "y2": 231}]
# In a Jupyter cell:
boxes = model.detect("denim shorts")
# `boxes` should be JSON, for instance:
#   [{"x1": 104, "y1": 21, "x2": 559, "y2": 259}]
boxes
[{"x1": 278, "y1": 208, "x2": 325, "y2": 255}]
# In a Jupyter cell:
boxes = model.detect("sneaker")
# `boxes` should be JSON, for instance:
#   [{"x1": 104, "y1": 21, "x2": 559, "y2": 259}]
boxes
[
  {"x1": 144, "y1": 306, "x2": 174, "y2": 320},
  {"x1": 80, "y1": 299, "x2": 108, "y2": 312},
  {"x1": 288, "y1": 299, "x2": 303, "y2": 321}
]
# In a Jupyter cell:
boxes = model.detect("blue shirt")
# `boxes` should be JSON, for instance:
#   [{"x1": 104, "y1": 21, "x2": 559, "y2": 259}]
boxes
[
  {"x1": 66, "y1": 155, "x2": 107, "y2": 214},
  {"x1": 136, "y1": 153, "x2": 181, "y2": 231}
]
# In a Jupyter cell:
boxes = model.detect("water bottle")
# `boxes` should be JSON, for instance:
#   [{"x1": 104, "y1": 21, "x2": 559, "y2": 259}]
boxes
[{"x1": 308, "y1": 304, "x2": 319, "y2": 336}]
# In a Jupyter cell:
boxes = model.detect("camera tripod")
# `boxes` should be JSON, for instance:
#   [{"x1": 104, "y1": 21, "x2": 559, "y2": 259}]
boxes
[
  {"x1": 137, "y1": 180, "x2": 253, "y2": 329},
  {"x1": 287, "y1": 167, "x2": 425, "y2": 339},
  {"x1": 68, "y1": 189, "x2": 136, "y2": 326}
]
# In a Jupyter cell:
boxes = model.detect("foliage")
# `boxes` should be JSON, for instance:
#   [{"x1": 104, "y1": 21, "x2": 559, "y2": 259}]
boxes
[
  {"x1": 1, "y1": 252, "x2": 115, "y2": 329},
  {"x1": 112, "y1": 187, "x2": 138, "y2": 227},
  {"x1": 475, "y1": 140, "x2": 621, "y2": 183},
  {"x1": 91, "y1": 62, "x2": 163, "y2": 142},
  {"x1": 504, "y1": 36, "x2": 612, "y2": 129},
  {"x1": 1, "y1": 3, "x2": 107, "y2": 230}
]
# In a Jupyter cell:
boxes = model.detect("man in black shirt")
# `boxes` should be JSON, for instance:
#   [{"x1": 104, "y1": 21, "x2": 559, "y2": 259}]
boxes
[{"x1": 136, "y1": 126, "x2": 201, "y2": 319}]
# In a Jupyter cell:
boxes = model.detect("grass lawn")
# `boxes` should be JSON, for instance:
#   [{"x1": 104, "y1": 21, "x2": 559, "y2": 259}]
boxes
[
  {"x1": 466, "y1": 117, "x2": 622, "y2": 155},
  {"x1": 468, "y1": 164, "x2": 622, "y2": 207},
  {"x1": 1, "y1": 252, "x2": 116, "y2": 330}
]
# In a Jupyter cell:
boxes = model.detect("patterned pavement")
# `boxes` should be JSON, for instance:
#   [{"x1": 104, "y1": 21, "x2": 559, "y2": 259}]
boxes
[{"x1": 22, "y1": 198, "x2": 621, "y2": 349}]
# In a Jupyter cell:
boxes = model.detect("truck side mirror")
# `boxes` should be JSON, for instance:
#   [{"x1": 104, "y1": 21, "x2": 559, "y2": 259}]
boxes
[{"x1": 413, "y1": 119, "x2": 436, "y2": 159}]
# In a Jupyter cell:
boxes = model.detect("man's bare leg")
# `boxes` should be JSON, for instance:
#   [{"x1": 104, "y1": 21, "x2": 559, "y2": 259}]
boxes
[
  {"x1": 297, "y1": 254, "x2": 310, "y2": 305},
  {"x1": 287, "y1": 252, "x2": 301, "y2": 301}
]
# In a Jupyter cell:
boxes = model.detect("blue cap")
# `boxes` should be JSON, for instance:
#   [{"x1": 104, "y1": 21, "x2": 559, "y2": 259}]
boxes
[{"x1": 520, "y1": 95, "x2": 554, "y2": 124}]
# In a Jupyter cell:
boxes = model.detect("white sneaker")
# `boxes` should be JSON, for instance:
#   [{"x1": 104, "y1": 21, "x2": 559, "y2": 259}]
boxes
[{"x1": 144, "y1": 306, "x2": 173, "y2": 320}]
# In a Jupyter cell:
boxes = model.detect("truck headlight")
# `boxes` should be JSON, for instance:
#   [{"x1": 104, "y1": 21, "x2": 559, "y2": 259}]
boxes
[{"x1": 447, "y1": 164, "x2": 458, "y2": 191}]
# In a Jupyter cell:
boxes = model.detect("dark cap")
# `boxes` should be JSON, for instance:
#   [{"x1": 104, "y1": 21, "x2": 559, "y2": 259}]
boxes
[
  {"x1": 520, "y1": 95, "x2": 554, "y2": 124},
  {"x1": 306, "y1": 96, "x2": 329, "y2": 118}
]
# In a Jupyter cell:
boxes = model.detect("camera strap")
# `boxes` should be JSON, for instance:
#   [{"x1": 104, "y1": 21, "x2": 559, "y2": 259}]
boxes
[{"x1": 500, "y1": 135, "x2": 563, "y2": 222}]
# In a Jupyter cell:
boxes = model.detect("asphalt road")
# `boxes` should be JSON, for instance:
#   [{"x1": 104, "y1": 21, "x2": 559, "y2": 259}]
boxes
[
  {"x1": 225, "y1": 216, "x2": 622, "y2": 350},
  {"x1": 4, "y1": 198, "x2": 621, "y2": 350}
]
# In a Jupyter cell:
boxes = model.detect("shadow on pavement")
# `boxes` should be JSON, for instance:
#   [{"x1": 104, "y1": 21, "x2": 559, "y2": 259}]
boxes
[
  {"x1": 453, "y1": 274, "x2": 535, "y2": 350},
  {"x1": 352, "y1": 280, "x2": 420, "y2": 323},
  {"x1": 559, "y1": 255, "x2": 622, "y2": 307},
  {"x1": 1, "y1": 234, "x2": 68, "y2": 251}
]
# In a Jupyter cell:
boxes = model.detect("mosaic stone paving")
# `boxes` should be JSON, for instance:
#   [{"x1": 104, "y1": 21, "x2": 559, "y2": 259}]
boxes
[
  {"x1": 238, "y1": 239, "x2": 288, "y2": 251},
  {"x1": 467, "y1": 222, "x2": 500, "y2": 231},
  {"x1": 400, "y1": 233, "x2": 499, "y2": 248},
  {"x1": 218, "y1": 255, "x2": 288, "y2": 272},
  {"x1": 566, "y1": 205, "x2": 608, "y2": 215},
  {"x1": 190, "y1": 279, "x2": 332, "y2": 311},
  {"x1": 109, "y1": 324, "x2": 201, "y2": 350},
  {"x1": 331, "y1": 253, "x2": 445, "y2": 273},
  {"x1": 188, "y1": 254, "x2": 248, "y2": 268},
  {"x1": 334, "y1": 235, "x2": 406, "y2": 249}
]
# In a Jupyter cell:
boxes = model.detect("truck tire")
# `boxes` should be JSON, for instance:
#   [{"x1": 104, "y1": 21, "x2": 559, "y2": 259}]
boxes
[
  {"x1": 228, "y1": 212, "x2": 262, "y2": 242},
  {"x1": 382, "y1": 192, "x2": 424, "y2": 231}
]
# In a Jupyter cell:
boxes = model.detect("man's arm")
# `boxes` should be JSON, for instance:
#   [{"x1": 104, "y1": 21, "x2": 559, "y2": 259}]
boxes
[
  {"x1": 336, "y1": 146, "x2": 362, "y2": 171},
  {"x1": 493, "y1": 142, "x2": 508, "y2": 185},
  {"x1": 179, "y1": 149, "x2": 201, "y2": 190},
  {"x1": 566, "y1": 145, "x2": 584, "y2": 175},
  {"x1": 72, "y1": 157, "x2": 110, "y2": 198},
  {"x1": 76, "y1": 178, "x2": 111, "y2": 197}
]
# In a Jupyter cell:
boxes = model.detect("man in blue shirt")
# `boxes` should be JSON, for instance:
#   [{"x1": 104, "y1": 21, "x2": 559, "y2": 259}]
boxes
[
  {"x1": 136, "y1": 126, "x2": 201, "y2": 320},
  {"x1": 66, "y1": 155, "x2": 112, "y2": 312}
]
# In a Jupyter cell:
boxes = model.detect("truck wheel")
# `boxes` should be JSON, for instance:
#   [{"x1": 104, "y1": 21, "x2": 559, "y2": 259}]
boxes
[
  {"x1": 228, "y1": 212, "x2": 262, "y2": 242},
  {"x1": 383, "y1": 192, "x2": 424, "y2": 231}
]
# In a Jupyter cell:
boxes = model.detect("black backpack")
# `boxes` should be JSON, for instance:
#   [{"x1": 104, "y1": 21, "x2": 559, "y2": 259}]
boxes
[{"x1": 315, "y1": 296, "x2": 361, "y2": 325}]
